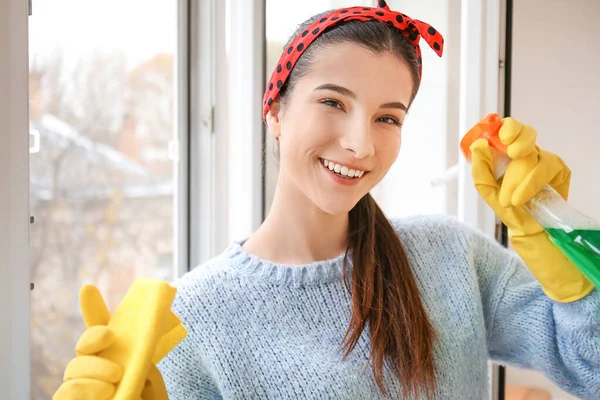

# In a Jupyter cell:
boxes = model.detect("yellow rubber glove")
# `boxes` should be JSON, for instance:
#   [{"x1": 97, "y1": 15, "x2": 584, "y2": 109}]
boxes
[
  {"x1": 469, "y1": 117, "x2": 594, "y2": 303},
  {"x1": 53, "y1": 278, "x2": 188, "y2": 400}
]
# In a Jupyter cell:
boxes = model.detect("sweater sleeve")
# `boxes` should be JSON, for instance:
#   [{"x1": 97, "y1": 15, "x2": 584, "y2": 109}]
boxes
[
  {"x1": 468, "y1": 225, "x2": 600, "y2": 399},
  {"x1": 157, "y1": 285, "x2": 222, "y2": 400}
]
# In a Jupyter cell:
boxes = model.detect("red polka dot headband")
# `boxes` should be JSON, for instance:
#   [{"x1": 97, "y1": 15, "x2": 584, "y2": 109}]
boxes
[{"x1": 263, "y1": 0, "x2": 445, "y2": 120}]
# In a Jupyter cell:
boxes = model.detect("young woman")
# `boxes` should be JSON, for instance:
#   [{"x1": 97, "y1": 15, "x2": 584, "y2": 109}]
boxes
[{"x1": 55, "y1": 2, "x2": 600, "y2": 399}]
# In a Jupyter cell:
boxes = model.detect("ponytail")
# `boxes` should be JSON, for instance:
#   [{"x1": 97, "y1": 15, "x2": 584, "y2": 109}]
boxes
[{"x1": 342, "y1": 193, "x2": 437, "y2": 398}]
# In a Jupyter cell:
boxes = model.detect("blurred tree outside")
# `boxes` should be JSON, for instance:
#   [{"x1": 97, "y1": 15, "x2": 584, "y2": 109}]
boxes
[{"x1": 29, "y1": 49, "x2": 176, "y2": 398}]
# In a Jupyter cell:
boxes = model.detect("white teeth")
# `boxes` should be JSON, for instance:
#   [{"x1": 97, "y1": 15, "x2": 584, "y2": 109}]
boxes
[{"x1": 320, "y1": 159, "x2": 366, "y2": 178}]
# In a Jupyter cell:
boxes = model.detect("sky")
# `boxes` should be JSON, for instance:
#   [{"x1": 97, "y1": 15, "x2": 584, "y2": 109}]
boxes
[{"x1": 29, "y1": 0, "x2": 177, "y2": 69}]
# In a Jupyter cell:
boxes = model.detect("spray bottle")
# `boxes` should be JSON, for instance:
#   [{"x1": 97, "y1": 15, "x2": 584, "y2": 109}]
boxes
[{"x1": 460, "y1": 113, "x2": 600, "y2": 289}]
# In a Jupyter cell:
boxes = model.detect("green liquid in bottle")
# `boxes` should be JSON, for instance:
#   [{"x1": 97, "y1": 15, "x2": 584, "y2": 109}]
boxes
[{"x1": 544, "y1": 228, "x2": 600, "y2": 289}]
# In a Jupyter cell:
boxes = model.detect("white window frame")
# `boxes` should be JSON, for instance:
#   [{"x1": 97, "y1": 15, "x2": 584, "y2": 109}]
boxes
[
  {"x1": 174, "y1": 0, "x2": 192, "y2": 278},
  {"x1": 457, "y1": 0, "x2": 501, "y2": 236},
  {"x1": 1, "y1": 0, "x2": 31, "y2": 397},
  {"x1": 223, "y1": 0, "x2": 266, "y2": 246},
  {"x1": 188, "y1": 0, "x2": 218, "y2": 268},
  {"x1": 188, "y1": 0, "x2": 266, "y2": 265},
  {"x1": 189, "y1": 0, "x2": 265, "y2": 267},
  {"x1": 457, "y1": 0, "x2": 504, "y2": 399}
]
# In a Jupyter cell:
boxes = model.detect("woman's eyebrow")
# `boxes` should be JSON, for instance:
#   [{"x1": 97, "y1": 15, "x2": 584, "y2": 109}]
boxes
[
  {"x1": 314, "y1": 83, "x2": 356, "y2": 98},
  {"x1": 379, "y1": 101, "x2": 407, "y2": 111},
  {"x1": 314, "y1": 83, "x2": 407, "y2": 111}
]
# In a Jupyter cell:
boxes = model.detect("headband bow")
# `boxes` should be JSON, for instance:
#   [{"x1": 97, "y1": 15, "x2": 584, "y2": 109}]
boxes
[{"x1": 263, "y1": 0, "x2": 444, "y2": 120}]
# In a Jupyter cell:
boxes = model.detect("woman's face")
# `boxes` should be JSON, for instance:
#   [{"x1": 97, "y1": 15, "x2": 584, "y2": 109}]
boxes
[{"x1": 267, "y1": 42, "x2": 414, "y2": 216}]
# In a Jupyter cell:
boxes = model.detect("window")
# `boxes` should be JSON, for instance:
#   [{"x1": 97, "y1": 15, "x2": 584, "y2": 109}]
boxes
[{"x1": 28, "y1": 1, "x2": 184, "y2": 397}]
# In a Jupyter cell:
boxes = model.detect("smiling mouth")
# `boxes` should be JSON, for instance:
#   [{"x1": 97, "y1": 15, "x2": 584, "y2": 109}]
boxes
[{"x1": 319, "y1": 158, "x2": 367, "y2": 179}]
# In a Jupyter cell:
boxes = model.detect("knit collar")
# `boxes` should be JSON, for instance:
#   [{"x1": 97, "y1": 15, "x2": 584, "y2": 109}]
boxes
[{"x1": 223, "y1": 240, "x2": 351, "y2": 287}]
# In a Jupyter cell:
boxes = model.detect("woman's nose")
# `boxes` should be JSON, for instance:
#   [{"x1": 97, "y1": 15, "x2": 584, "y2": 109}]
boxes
[{"x1": 339, "y1": 123, "x2": 375, "y2": 159}]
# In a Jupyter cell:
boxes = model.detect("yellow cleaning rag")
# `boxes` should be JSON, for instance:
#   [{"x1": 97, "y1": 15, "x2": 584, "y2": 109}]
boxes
[
  {"x1": 53, "y1": 277, "x2": 188, "y2": 400},
  {"x1": 100, "y1": 277, "x2": 187, "y2": 399}
]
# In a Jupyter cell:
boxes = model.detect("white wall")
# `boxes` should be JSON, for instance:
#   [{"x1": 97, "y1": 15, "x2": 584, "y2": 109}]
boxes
[
  {"x1": 507, "y1": 0, "x2": 600, "y2": 399},
  {"x1": 0, "y1": 0, "x2": 31, "y2": 398},
  {"x1": 511, "y1": 0, "x2": 600, "y2": 223}
]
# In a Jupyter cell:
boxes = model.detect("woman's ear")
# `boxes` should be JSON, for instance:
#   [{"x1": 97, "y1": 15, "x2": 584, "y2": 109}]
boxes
[{"x1": 265, "y1": 101, "x2": 282, "y2": 140}]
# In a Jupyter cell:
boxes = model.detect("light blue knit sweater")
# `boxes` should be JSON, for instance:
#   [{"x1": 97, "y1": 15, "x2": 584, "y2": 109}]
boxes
[{"x1": 158, "y1": 214, "x2": 600, "y2": 399}]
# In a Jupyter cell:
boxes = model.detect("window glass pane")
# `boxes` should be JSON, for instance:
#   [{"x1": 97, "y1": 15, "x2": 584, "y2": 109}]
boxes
[{"x1": 28, "y1": 1, "x2": 180, "y2": 397}]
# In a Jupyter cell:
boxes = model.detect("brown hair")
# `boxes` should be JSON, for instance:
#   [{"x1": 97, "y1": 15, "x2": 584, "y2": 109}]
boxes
[{"x1": 276, "y1": 13, "x2": 437, "y2": 398}]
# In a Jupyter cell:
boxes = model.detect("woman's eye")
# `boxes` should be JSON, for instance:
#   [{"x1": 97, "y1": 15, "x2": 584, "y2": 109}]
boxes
[
  {"x1": 378, "y1": 116, "x2": 402, "y2": 127},
  {"x1": 320, "y1": 99, "x2": 343, "y2": 109}
]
